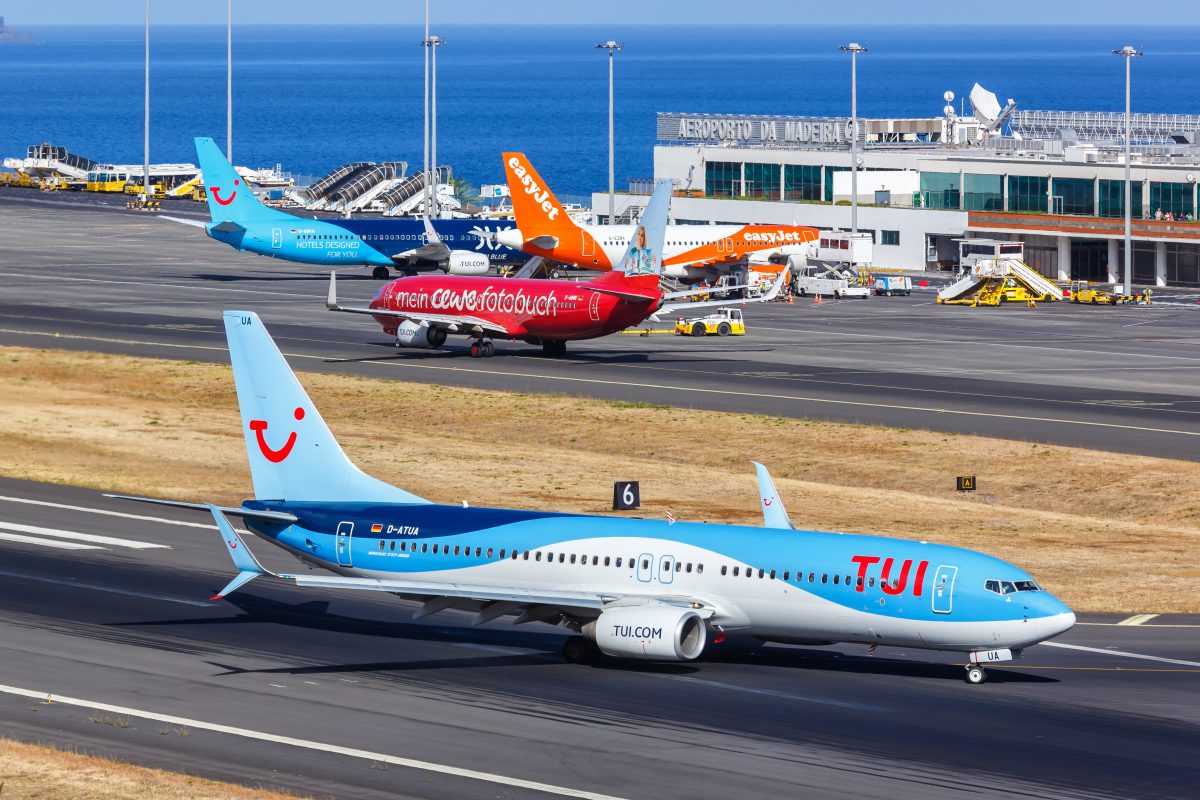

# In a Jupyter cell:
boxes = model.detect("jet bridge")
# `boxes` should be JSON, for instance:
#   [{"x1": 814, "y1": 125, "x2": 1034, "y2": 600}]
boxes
[
  {"x1": 382, "y1": 166, "x2": 451, "y2": 216},
  {"x1": 302, "y1": 161, "x2": 373, "y2": 204},
  {"x1": 326, "y1": 161, "x2": 407, "y2": 212}
]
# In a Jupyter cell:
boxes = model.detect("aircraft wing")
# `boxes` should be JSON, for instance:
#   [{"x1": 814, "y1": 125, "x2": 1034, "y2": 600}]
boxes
[
  {"x1": 325, "y1": 271, "x2": 510, "y2": 335},
  {"x1": 388, "y1": 215, "x2": 450, "y2": 261},
  {"x1": 651, "y1": 270, "x2": 786, "y2": 319}
]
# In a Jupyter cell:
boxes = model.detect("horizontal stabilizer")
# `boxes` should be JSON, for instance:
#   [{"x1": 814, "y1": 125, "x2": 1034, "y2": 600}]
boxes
[
  {"x1": 211, "y1": 220, "x2": 247, "y2": 234},
  {"x1": 526, "y1": 234, "x2": 559, "y2": 250},
  {"x1": 158, "y1": 215, "x2": 208, "y2": 229},
  {"x1": 106, "y1": 494, "x2": 298, "y2": 524}
]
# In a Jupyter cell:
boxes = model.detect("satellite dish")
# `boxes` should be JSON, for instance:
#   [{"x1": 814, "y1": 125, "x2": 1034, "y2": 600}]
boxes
[
  {"x1": 969, "y1": 83, "x2": 1018, "y2": 133},
  {"x1": 944, "y1": 105, "x2": 956, "y2": 116},
  {"x1": 1189, "y1": 173, "x2": 1197, "y2": 183},
  {"x1": 944, "y1": 90, "x2": 955, "y2": 103}
]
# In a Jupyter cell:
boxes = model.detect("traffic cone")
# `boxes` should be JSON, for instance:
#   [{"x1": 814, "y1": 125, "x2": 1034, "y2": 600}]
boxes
[{"x1": 814, "y1": 294, "x2": 824, "y2": 305}]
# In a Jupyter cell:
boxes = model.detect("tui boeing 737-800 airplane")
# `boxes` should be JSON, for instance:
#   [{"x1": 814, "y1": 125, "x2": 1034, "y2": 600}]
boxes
[
  {"x1": 164, "y1": 138, "x2": 522, "y2": 279},
  {"x1": 111, "y1": 310, "x2": 1075, "y2": 684}
]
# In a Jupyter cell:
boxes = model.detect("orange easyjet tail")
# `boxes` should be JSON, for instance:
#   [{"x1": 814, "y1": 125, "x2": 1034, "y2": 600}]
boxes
[{"x1": 502, "y1": 152, "x2": 578, "y2": 241}]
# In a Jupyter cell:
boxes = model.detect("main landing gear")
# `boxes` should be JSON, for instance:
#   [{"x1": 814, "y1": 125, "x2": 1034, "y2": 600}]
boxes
[
  {"x1": 541, "y1": 340, "x2": 567, "y2": 357},
  {"x1": 562, "y1": 635, "x2": 601, "y2": 665},
  {"x1": 468, "y1": 338, "x2": 495, "y2": 359},
  {"x1": 965, "y1": 664, "x2": 987, "y2": 685},
  {"x1": 372, "y1": 266, "x2": 391, "y2": 280}
]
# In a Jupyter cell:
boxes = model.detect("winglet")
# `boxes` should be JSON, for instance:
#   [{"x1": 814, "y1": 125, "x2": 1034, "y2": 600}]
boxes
[
  {"x1": 752, "y1": 462, "x2": 794, "y2": 530},
  {"x1": 206, "y1": 503, "x2": 272, "y2": 600}
]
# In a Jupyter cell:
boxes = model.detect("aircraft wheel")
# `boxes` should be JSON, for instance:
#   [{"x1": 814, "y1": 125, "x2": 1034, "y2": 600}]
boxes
[
  {"x1": 965, "y1": 665, "x2": 987, "y2": 685},
  {"x1": 691, "y1": 324, "x2": 707, "y2": 337},
  {"x1": 482, "y1": 341, "x2": 495, "y2": 358},
  {"x1": 372, "y1": 266, "x2": 391, "y2": 280},
  {"x1": 563, "y1": 636, "x2": 599, "y2": 665},
  {"x1": 469, "y1": 341, "x2": 483, "y2": 359},
  {"x1": 717, "y1": 322, "x2": 732, "y2": 336}
]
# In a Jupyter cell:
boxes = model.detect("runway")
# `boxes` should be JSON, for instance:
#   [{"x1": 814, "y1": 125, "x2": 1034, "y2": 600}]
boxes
[
  {"x1": 7, "y1": 193, "x2": 1200, "y2": 459},
  {"x1": 0, "y1": 478, "x2": 1196, "y2": 799}
]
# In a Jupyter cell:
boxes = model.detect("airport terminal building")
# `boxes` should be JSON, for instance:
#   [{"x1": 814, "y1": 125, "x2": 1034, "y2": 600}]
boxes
[{"x1": 595, "y1": 103, "x2": 1200, "y2": 286}]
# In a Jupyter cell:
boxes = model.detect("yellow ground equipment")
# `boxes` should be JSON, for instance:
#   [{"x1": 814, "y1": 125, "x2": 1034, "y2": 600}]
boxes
[
  {"x1": 1068, "y1": 281, "x2": 1152, "y2": 306},
  {"x1": 937, "y1": 259, "x2": 1063, "y2": 307},
  {"x1": 675, "y1": 308, "x2": 746, "y2": 337}
]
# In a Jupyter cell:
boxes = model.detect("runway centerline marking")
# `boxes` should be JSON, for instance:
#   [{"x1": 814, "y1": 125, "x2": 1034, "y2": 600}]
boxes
[
  {"x1": 1040, "y1": 641, "x2": 1200, "y2": 668},
  {"x1": 0, "y1": 520, "x2": 169, "y2": 550},
  {"x1": 0, "y1": 683, "x2": 631, "y2": 800},
  {"x1": 6, "y1": 328, "x2": 1200, "y2": 439},
  {"x1": 0, "y1": 531, "x2": 101, "y2": 551},
  {"x1": 0, "y1": 494, "x2": 214, "y2": 530},
  {"x1": 0, "y1": 569, "x2": 215, "y2": 607}
]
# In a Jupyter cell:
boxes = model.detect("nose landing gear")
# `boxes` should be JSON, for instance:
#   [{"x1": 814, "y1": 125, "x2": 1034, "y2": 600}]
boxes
[{"x1": 965, "y1": 664, "x2": 987, "y2": 685}]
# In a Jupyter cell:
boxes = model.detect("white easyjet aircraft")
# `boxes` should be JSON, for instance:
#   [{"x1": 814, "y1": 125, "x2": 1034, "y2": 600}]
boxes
[{"x1": 493, "y1": 152, "x2": 819, "y2": 282}]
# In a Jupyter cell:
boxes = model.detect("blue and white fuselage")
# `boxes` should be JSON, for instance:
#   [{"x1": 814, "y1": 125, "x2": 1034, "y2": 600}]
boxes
[
  {"x1": 188, "y1": 137, "x2": 520, "y2": 277},
  {"x1": 116, "y1": 310, "x2": 1074, "y2": 684}
]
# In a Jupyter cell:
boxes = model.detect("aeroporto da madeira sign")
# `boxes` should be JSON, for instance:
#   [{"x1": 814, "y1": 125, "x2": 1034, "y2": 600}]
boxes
[{"x1": 657, "y1": 112, "x2": 865, "y2": 146}]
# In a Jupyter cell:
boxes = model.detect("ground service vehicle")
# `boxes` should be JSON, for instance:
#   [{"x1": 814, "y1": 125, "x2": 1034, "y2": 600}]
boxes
[
  {"x1": 792, "y1": 264, "x2": 870, "y2": 299},
  {"x1": 1069, "y1": 281, "x2": 1151, "y2": 306},
  {"x1": 676, "y1": 308, "x2": 746, "y2": 337},
  {"x1": 873, "y1": 275, "x2": 912, "y2": 296}
]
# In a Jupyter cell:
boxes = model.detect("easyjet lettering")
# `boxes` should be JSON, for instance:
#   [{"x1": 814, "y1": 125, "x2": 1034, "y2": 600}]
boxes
[{"x1": 507, "y1": 156, "x2": 560, "y2": 221}]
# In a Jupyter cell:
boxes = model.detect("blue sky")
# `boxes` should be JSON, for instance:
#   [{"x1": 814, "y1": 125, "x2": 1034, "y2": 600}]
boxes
[{"x1": 5, "y1": 1, "x2": 1200, "y2": 26}]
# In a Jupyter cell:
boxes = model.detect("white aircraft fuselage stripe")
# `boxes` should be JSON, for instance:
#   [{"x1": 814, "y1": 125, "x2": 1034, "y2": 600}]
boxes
[
  {"x1": 0, "y1": 531, "x2": 101, "y2": 550},
  {"x1": 0, "y1": 521, "x2": 169, "y2": 550},
  {"x1": 285, "y1": 534, "x2": 1068, "y2": 652},
  {"x1": 0, "y1": 683, "x2": 632, "y2": 800}
]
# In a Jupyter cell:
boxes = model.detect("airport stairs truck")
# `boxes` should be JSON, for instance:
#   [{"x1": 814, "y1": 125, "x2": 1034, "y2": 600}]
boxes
[{"x1": 937, "y1": 258, "x2": 1062, "y2": 306}]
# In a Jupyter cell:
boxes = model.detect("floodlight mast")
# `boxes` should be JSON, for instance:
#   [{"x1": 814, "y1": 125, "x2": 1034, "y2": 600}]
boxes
[
  {"x1": 596, "y1": 40, "x2": 624, "y2": 224},
  {"x1": 1113, "y1": 45, "x2": 1142, "y2": 297},
  {"x1": 840, "y1": 43, "x2": 867, "y2": 243}
]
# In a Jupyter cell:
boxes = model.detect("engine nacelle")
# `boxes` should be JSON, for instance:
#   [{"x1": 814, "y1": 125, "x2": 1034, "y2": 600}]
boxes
[
  {"x1": 395, "y1": 319, "x2": 447, "y2": 349},
  {"x1": 583, "y1": 604, "x2": 707, "y2": 661},
  {"x1": 445, "y1": 250, "x2": 490, "y2": 276}
]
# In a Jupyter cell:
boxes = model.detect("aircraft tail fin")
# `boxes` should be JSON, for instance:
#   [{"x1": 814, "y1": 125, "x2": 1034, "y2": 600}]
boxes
[
  {"x1": 195, "y1": 136, "x2": 276, "y2": 224},
  {"x1": 502, "y1": 152, "x2": 577, "y2": 238},
  {"x1": 222, "y1": 311, "x2": 429, "y2": 505},
  {"x1": 592, "y1": 179, "x2": 673, "y2": 292}
]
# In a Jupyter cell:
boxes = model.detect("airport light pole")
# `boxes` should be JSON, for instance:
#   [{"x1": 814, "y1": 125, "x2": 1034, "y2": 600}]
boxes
[
  {"x1": 143, "y1": 0, "x2": 150, "y2": 201},
  {"x1": 422, "y1": 0, "x2": 430, "y2": 217},
  {"x1": 1114, "y1": 45, "x2": 1142, "y2": 297},
  {"x1": 840, "y1": 42, "x2": 867, "y2": 240},
  {"x1": 227, "y1": 0, "x2": 232, "y2": 161},
  {"x1": 425, "y1": 34, "x2": 444, "y2": 219},
  {"x1": 595, "y1": 40, "x2": 623, "y2": 224}
]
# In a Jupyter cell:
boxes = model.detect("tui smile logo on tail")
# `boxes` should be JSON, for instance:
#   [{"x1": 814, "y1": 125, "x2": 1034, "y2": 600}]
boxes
[
  {"x1": 211, "y1": 179, "x2": 240, "y2": 206},
  {"x1": 249, "y1": 407, "x2": 304, "y2": 463}
]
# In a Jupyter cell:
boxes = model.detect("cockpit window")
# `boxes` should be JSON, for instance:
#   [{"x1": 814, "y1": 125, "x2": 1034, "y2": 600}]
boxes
[{"x1": 985, "y1": 578, "x2": 1040, "y2": 594}]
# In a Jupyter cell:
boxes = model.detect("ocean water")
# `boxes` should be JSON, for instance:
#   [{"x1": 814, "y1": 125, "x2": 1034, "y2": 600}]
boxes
[{"x1": 4, "y1": 24, "x2": 1200, "y2": 198}]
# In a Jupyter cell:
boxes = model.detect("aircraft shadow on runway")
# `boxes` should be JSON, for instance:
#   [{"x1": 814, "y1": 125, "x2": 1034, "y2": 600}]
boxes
[
  {"x1": 111, "y1": 593, "x2": 1055, "y2": 683},
  {"x1": 323, "y1": 343, "x2": 779, "y2": 367}
]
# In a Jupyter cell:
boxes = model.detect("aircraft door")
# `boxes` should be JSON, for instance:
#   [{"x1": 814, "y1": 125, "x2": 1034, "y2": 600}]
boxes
[
  {"x1": 657, "y1": 554, "x2": 675, "y2": 585},
  {"x1": 271, "y1": 228, "x2": 283, "y2": 249},
  {"x1": 581, "y1": 231, "x2": 595, "y2": 258},
  {"x1": 588, "y1": 291, "x2": 600, "y2": 322},
  {"x1": 931, "y1": 565, "x2": 957, "y2": 614},
  {"x1": 636, "y1": 552, "x2": 653, "y2": 582},
  {"x1": 335, "y1": 521, "x2": 354, "y2": 567}
]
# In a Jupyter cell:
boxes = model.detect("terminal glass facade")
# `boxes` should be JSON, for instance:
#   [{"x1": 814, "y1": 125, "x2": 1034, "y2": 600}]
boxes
[
  {"x1": 1052, "y1": 177, "x2": 1094, "y2": 216},
  {"x1": 705, "y1": 161, "x2": 739, "y2": 198},
  {"x1": 1008, "y1": 175, "x2": 1048, "y2": 214},
  {"x1": 1150, "y1": 181, "x2": 1194, "y2": 218},
  {"x1": 1098, "y1": 179, "x2": 1143, "y2": 219},
  {"x1": 1166, "y1": 243, "x2": 1200, "y2": 286},
  {"x1": 824, "y1": 166, "x2": 849, "y2": 202},
  {"x1": 963, "y1": 173, "x2": 1003, "y2": 211},
  {"x1": 783, "y1": 164, "x2": 822, "y2": 201},
  {"x1": 744, "y1": 162, "x2": 780, "y2": 199},
  {"x1": 920, "y1": 171, "x2": 960, "y2": 209}
]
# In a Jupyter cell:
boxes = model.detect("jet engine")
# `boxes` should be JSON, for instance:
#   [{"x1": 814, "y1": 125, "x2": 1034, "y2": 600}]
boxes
[
  {"x1": 445, "y1": 251, "x2": 490, "y2": 276},
  {"x1": 395, "y1": 319, "x2": 447, "y2": 349},
  {"x1": 582, "y1": 604, "x2": 707, "y2": 661}
]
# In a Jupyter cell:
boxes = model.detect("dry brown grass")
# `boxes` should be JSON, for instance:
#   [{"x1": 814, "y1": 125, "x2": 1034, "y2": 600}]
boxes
[
  {"x1": 0, "y1": 736, "x2": 308, "y2": 799},
  {"x1": 1, "y1": 345, "x2": 1197, "y2": 612}
]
